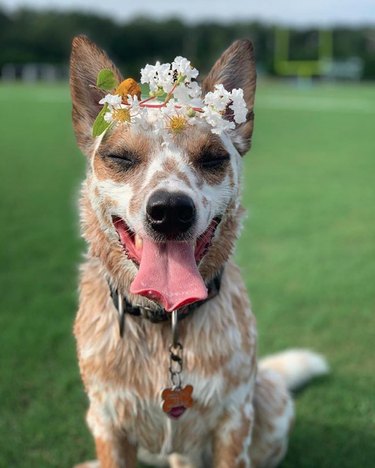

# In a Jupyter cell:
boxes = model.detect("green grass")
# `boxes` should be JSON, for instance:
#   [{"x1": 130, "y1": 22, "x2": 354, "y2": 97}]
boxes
[{"x1": 0, "y1": 81, "x2": 374, "y2": 467}]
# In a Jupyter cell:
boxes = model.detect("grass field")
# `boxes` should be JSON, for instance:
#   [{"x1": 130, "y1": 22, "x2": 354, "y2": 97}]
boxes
[{"x1": 0, "y1": 81, "x2": 374, "y2": 467}]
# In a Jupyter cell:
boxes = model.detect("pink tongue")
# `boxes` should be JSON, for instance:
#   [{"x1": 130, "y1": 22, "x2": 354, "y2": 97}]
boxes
[{"x1": 130, "y1": 239, "x2": 207, "y2": 312}]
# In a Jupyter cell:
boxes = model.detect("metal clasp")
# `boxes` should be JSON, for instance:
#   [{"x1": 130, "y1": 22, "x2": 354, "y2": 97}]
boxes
[
  {"x1": 169, "y1": 310, "x2": 183, "y2": 389},
  {"x1": 117, "y1": 291, "x2": 125, "y2": 337}
]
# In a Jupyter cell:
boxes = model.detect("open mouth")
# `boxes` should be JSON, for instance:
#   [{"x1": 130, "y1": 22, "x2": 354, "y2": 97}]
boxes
[
  {"x1": 112, "y1": 216, "x2": 221, "y2": 266},
  {"x1": 112, "y1": 216, "x2": 221, "y2": 311}
]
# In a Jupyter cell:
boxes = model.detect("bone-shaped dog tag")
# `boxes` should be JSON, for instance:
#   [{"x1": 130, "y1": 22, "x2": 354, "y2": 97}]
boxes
[{"x1": 161, "y1": 385, "x2": 194, "y2": 419}]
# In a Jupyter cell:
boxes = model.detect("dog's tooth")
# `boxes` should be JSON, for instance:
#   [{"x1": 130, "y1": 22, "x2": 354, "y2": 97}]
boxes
[{"x1": 135, "y1": 234, "x2": 143, "y2": 250}]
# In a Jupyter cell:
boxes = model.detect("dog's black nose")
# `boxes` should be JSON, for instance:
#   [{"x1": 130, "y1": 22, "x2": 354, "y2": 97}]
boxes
[{"x1": 146, "y1": 190, "x2": 196, "y2": 238}]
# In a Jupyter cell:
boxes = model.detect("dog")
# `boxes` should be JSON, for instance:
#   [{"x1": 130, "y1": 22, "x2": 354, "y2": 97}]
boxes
[{"x1": 70, "y1": 35, "x2": 328, "y2": 468}]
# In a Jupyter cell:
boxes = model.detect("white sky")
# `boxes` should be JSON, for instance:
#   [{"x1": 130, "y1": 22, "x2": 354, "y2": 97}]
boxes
[{"x1": 1, "y1": 0, "x2": 375, "y2": 26}]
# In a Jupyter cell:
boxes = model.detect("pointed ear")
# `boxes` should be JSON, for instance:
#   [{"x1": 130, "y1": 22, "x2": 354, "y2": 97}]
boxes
[
  {"x1": 69, "y1": 35, "x2": 122, "y2": 156},
  {"x1": 202, "y1": 39, "x2": 256, "y2": 156}
]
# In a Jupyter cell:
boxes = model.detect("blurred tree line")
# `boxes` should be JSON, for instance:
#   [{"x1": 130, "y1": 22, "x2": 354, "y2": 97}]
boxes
[{"x1": 0, "y1": 7, "x2": 374, "y2": 79}]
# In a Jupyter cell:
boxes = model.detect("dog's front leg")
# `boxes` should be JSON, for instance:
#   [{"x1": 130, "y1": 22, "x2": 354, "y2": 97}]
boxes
[
  {"x1": 87, "y1": 406, "x2": 137, "y2": 468},
  {"x1": 212, "y1": 403, "x2": 254, "y2": 468},
  {"x1": 94, "y1": 434, "x2": 137, "y2": 468}
]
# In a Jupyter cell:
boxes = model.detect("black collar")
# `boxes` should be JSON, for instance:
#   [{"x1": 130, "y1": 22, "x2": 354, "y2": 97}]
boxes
[{"x1": 109, "y1": 269, "x2": 223, "y2": 324}]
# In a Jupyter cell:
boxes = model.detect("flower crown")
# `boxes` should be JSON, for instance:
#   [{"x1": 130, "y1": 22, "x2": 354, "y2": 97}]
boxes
[{"x1": 92, "y1": 56, "x2": 248, "y2": 138}]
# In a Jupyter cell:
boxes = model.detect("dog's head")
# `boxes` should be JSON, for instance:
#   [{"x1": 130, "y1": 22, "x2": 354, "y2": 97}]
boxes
[{"x1": 70, "y1": 36, "x2": 256, "y2": 311}]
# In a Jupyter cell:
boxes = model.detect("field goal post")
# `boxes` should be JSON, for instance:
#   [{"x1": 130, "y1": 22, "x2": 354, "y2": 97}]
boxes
[{"x1": 274, "y1": 28, "x2": 333, "y2": 80}]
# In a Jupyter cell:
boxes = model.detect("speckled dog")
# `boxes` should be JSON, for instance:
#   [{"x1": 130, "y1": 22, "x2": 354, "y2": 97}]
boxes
[{"x1": 70, "y1": 36, "x2": 328, "y2": 468}]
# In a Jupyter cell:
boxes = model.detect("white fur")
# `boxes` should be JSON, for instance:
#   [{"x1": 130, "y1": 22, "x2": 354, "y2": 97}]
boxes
[{"x1": 185, "y1": 371, "x2": 225, "y2": 407}]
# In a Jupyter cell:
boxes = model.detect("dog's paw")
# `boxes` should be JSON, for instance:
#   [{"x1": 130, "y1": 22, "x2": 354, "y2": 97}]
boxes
[{"x1": 73, "y1": 461, "x2": 99, "y2": 468}]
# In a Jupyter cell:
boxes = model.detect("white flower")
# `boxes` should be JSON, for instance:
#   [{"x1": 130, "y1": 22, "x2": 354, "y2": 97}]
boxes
[
  {"x1": 127, "y1": 94, "x2": 140, "y2": 111},
  {"x1": 140, "y1": 63, "x2": 159, "y2": 91},
  {"x1": 188, "y1": 81, "x2": 202, "y2": 99},
  {"x1": 99, "y1": 93, "x2": 122, "y2": 108},
  {"x1": 172, "y1": 80, "x2": 202, "y2": 106},
  {"x1": 229, "y1": 88, "x2": 248, "y2": 124},
  {"x1": 161, "y1": 100, "x2": 178, "y2": 116},
  {"x1": 173, "y1": 85, "x2": 190, "y2": 105},
  {"x1": 103, "y1": 102, "x2": 127, "y2": 124},
  {"x1": 96, "y1": 57, "x2": 248, "y2": 138},
  {"x1": 155, "y1": 62, "x2": 174, "y2": 93},
  {"x1": 103, "y1": 97, "x2": 145, "y2": 128},
  {"x1": 126, "y1": 95, "x2": 147, "y2": 128},
  {"x1": 140, "y1": 61, "x2": 174, "y2": 93},
  {"x1": 204, "y1": 84, "x2": 232, "y2": 112},
  {"x1": 172, "y1": 56, "x2": 199, "y2": 82},
  {"x1": 201, "y1": 106, "x2": 235, "y2": 135}
]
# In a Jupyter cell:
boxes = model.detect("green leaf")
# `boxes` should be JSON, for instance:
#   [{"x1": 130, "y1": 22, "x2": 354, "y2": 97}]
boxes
[
  {"x1": 96, "y1": 68, "x2": 118, "y2": 91},
  {"x1": 92, "y1": 103, "x2": 110, "y2": 137}
]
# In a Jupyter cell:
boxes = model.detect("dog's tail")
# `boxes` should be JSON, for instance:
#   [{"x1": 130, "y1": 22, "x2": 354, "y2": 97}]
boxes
[{"x1": 259, "y1": 349, "x2": 329, "y2": 391}]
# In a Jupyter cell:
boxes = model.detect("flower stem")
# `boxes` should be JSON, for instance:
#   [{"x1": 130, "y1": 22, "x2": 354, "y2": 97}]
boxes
[
  {"x1": 163, "y1": 82, "x2": 179, "y2": 105},
  {"x1": 139, "y1": 96, "x2": 156, "y2": 105}
]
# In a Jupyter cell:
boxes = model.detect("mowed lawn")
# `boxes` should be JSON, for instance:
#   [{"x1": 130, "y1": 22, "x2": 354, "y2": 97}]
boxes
[{"x1": 0, "y1": 81, "x2": 374, "y2": 467}]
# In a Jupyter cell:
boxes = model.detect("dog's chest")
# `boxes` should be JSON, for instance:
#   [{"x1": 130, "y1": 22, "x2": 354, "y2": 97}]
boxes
[
  {"x1": 98, "y1": 369, "x2": 227, "y2": 453},
  {"x1": 84, "y1": 324, "x2": 236, "y2": 453},
  {"x1": 76, "y1": 260, "x2": 256, "y2": 453}
]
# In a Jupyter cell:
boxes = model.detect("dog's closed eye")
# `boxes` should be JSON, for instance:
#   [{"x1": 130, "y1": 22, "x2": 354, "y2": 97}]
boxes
[
  {"x1": 198, "y1": 150, "x2": 230, "y2": 171},
  {"x1": 101, "y1": 150, "x2": 138, "y2": 170}
]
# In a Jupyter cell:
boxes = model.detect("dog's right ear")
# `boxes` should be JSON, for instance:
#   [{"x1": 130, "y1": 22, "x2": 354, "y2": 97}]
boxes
[
  {"x1": 70, "y1": 35, "x2": 122, "y2": 156},
  {"x1": 202, "y1": 39, "x2": 256, "y2": 156}
]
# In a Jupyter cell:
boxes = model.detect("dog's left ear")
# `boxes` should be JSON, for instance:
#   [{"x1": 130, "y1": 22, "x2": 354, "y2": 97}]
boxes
[
  {"x1": 70, "y1": 35, "x2": 123, "y2": 156},
  {"x1": 202, "y1": 39, "x2": 256, "y2": 156}
]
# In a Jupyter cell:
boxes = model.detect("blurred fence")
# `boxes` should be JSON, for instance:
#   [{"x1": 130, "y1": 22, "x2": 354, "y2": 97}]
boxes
[
  {"x1": 1, "y1": 63, "x2": 68, "y2": 82},
  {"x1": 0, "y1": 60, "x2": 364, "y2": 83},
  {"x1": 0, "y1": 8, "x2": 374, "y2": 82}
]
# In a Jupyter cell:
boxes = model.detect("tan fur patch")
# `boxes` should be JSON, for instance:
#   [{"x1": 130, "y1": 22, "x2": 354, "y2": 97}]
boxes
[
  {"x1": 95, "y1": 436, "x2": 137, "y2": 468},
  {"x1": 213, "y1": 411, "x2": 252, "y2": 468},
  {"x1": 93, "y1": 128, "x2": 153, "y2": 184},
  {"x1": 161, "y1": 157, "x2": 178, "y2": 173},
  {"x1": 185, "y1": 129, "x2": 231, "y2": 186},
  {"x1": 160, "y1": 157, "x2": 193, "y2": 187}
]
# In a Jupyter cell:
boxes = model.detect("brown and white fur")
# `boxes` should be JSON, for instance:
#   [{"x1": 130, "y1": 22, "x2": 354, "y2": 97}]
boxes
[{"x1": 70, "y1": 36, "x2": 328, "y2": 468}]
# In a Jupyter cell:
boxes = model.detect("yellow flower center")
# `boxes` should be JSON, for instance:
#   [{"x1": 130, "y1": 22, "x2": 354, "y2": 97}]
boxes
[
  {"x1": 113, "y1": 108, "x2": 131, "y2": 123},
  {"x1": 168, "y1": 115, "x2": 188, "y2": 133}
]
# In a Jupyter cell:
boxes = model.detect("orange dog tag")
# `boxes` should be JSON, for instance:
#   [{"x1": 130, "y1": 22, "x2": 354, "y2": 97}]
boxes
[{"x1": 161, "y1": 385, "x2": 194, "y2": 419}]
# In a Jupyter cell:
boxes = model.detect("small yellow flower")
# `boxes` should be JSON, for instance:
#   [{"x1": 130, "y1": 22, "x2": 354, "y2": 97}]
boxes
[
  {"x1": 112, "y1": 108, "x2": 131, "y2": 123},
  {"x1": 115, "y1": 78, "x2": 141, "y2": 103},
  {"x1": 168, "y1": 115, "x2": 188, "y2": 133}
]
